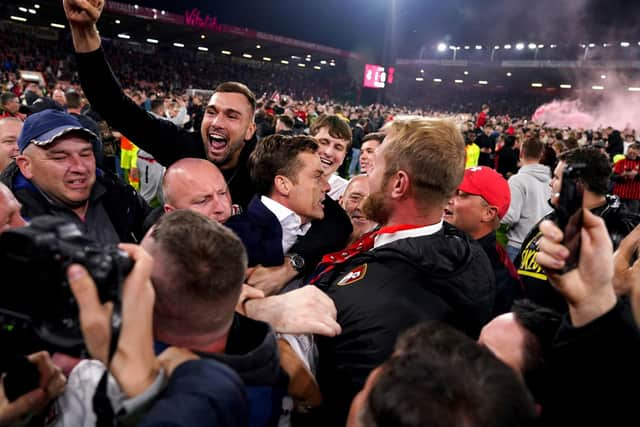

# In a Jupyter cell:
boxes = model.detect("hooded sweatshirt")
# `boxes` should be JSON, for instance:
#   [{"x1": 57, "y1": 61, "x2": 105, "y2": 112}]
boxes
[{"x1": 502, "y1": 163, "x2": 553, "y2": 249}]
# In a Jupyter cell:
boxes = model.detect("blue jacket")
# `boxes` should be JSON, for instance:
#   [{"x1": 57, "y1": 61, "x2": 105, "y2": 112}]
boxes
[
  {"x1": 139, "y1": 359, "x2": 249, "y2": 427},
  {"x1": 225, "y1": 196, "x2": 284, "y2": 267}
]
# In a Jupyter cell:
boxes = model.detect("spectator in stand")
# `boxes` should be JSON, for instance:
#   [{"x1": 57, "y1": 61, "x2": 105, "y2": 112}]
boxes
[
  {"x1": 611, "y1": 142, "x2": 640, "y2": 213},
  {"x1": 0, "y1": 92, "x2": 24, "y2": 120},
  {"x1": 0, "y1": 117, "x2": 21, "y2": 173},
  {"x1": 444, "y1": 166, "x2": 522, "y2": 316},
  {"x1": 66, "y1": 90, "x2": 103, "y2": 167},
  {"x1": 52, "y1": 88, "x2": 67, "y2": 108},
  {"x1": 501, "y1": 137, "x2": 553, "y2": 261},
  {"x1": 606, "y1": 130, "x2": 624, "y2": 158},
  {"x1": 359, "y1": 132, "x2": 384, "y2": 175},
  {"x1": 476, "y1": 124, "x2": 496, "y2": 168}
]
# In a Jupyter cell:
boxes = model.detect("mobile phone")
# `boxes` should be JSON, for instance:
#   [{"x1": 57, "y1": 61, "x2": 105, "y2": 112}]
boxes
[{"x1": 554, "y1": 163, "x2": 586, "y2": 272}]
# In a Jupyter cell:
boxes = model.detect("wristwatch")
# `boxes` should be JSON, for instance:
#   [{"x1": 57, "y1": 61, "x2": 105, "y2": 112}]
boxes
[{"x1": 287, "y1": 253, "x2": 305, "y2": 272}]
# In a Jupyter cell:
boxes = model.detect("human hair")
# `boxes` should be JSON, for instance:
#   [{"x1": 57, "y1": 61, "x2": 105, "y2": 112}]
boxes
[
  {"x1": 249, "y1": 134, "x2": 318, "y2": 196},
  {"x1": 362, "y1": 323, "x2": 536, "y2": 427},
  {"x1": 214, "y1": 81, "x2": 256, "y2": 112},
  {"x1": 628, "y1": 142, "x2": 640, "y2": 152},
  {"x1": 310, "y1": 114, "x2": 352, "y2": 143},
  {"x1": 558, "y1": 147, "x2": 611, "y2": 195},
  {"x1": 150, "y1": 210, "x2": 247, "y2": 335},
  {"x1": 276, "y1": 114, "x2": 294, "y2": 129},
  {"x1": 382, "y1": 118, "x2": 466, "y2": 206},
  {"x1": 362, "y1": 132, "x2": 385, "y2": 145},
  {"x1": 0, "y1": 92, "x2": 17, "y2": 107},
  {"x1": 521, "y1": 137, "x2": 544, "y2": 160},
  {"x1": 64, "y1": 91, "x2": 82, "y2": 109},
  {"x1": 150, "y1": 99, "x2": 165, "y2": 114},
  {"x1": 511, "y1": 300, "x2": 562, "y2": 399}
]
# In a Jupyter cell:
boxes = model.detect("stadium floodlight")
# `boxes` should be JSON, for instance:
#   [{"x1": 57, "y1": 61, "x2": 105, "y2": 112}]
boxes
[
  {"x1": 515, "y1": 43, "x2": 525, "y2": 50},
  {"x1": 281, "y1": 60, "x2": 289, "y2": 64},
  {"x1": 28, "y1": 9, "x2": 36, "y2": 14},
  {"x1": 262, "y1": 56, "x2": 271, "y2": 61},
  {"x1": 504, "y1": 44, "x2": 512, "y2": 49},
  {"x1": 415, "y1": 77, "x2": 424, "y2": 82},
  {"x1": 146, "y1": 38, "x2": 158, "y2": 44},
  {"x1": 493, "y1": 45, "x2": 500, "y2": 50},
  {"x1": 475, "y1": 45, "x2": 482, "y2": 50},
  {"x1": 161, "y1": 10, "x2": 165, "y2": 15},
  {"x1": 538, "y1": 44, "x2": 544, "y2": 48},
  {"x1": 19, "y1": 7, "x2": 27, "y2": 12},
  {"x1": 449, "y1": 45, "x2": 456, "y2": 50},
  {"x1": 550, "y1": 44, "x2": 557, "y2": 48},
  {"x1": 464, "y1": 46, "x2": 470, "y2": 50},
  {"x1": 201, "y1": 35, "x2": 206, "y2": 39},
  {"x1": 601, "y1": 74, "x2": 606, "y2": 79},
  {"x1": 560, "y1": 84, "x2": 572, "y2": 89},
  {"x1": 10, "y1": 16, "x2": 27, "y2": 22},
  {"x1": 197, "y1": 46, "x2": 208, "y2": 52},
  {"x1": 134, "y1": 4, "x2": 138, "y2": 9},
  {"x1": 329, "y1": 62, "x2": 336, "y2": 66},
  {"x1": 629, "y1": 87, "x2": 640, "y2": 92},
  {"x1": 506, "y1": 72, "x2": 512, "y2": 77},
  {"x1": 291, "y1": 55, "x2": 300, "y2": 60},
  {"x1": 454, "y1": 80, "x2": 463, "y2": 84},
  {"x1": 173, "y1": 43, "x2": 184, "y2": 48},
  {"x1": 243, "y1": 53, "x2": 252, "y2": 58},
  {"x1": 115, "y1": 19, "x2": 121, "y2": 24},
  {"x1": 298, "y1": 63, "x2": 306, "y2": 67},
  {"x1": 433, "y1": 78, "x2": 442, "y2": 83},
  {"x1": 221, "y1": 50, "x2": 231, "y2": 55},
  {"x1": 117, "y1": 33, "x2": 131, "y2": 39},
  {"x1": 528, "y1": 43, "x2": 537, "y2": 50},
  {"x1": 437, "y1": 43, "x2": 447, "y2": 52},
  {"x1": 588, "y1": 43, "x2": 596, "y2": 48},
  {"x1": 313, "y1": 66, "x2": 321, "y2": 70},
  {"x1": 34, "y1": 4, "x2": 40, "y2": 8},
  {"x1": 464, "y1": 71, "x2": 469, "y2": 75},
  {"x1": 50, "y1": 22, "x2": 65, "y2": 29},
  {"x1": 602, "y1": 43, "x2": 608, "y2": 47},
  {"x1": 478, "y1": 80, "x2": 488, "y2": 85},
  {"x1": 580, "y1": 44, "x2": 586, "y2": 48},
  {"x1": 306, "y1": 57, "x2": 311, "y2": 61},
  {"x1": 320, "y1": 60, "x2": 327, "y2": 64},
  {"x1": 592, "y1": 85, "x2": 604, "y2": 90},
  {"x1": 621, "y1": 42, "x2": 630, "y2": 47},
  {"x1": 531, "y1": 83, "x2": 543, "y2": 88},
  {"x1": 256, "y1": 44, "x2": 261, "y2": 49}
]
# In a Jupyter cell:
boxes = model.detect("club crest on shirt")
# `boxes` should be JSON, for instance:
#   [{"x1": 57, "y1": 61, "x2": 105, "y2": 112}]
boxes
[{"x1": 336, "y1": 264, "x2": 367, "y2": 287}]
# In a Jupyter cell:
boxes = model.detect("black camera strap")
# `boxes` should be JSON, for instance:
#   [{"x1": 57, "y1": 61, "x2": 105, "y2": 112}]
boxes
[{"x1": 92, "y1": 305, "x2": 122, "y2": 427}]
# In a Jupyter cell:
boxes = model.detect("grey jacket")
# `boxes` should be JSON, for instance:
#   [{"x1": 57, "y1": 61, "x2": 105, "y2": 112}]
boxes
[{"x1": 501, "y1": 163, "x2": 553, "y2": 249}]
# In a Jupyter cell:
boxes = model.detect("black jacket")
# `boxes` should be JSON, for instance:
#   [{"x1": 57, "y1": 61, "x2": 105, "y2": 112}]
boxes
[
  {"x1": 313, "y1": 223, "x2": 495, "y2": 424},
  {"x1": 0, "y1": 162, "x2": 149, "y2": 243},
  {"x1": 517, "y1": 195, "x2": 640, "y2": 312},
  {"x1": 75, "y1": 47, "x2": 352, "y2": 265}
]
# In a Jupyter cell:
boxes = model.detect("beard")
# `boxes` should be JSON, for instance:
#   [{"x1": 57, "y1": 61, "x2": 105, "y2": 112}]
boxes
[{"x1": 363, "y1": 188, "x2": 392, "y2": 226}]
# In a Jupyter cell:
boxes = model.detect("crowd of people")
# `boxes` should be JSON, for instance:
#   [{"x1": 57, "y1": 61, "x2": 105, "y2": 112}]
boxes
[{"x1": 1, "y1": 0, "x2": 640, "y2": 426}]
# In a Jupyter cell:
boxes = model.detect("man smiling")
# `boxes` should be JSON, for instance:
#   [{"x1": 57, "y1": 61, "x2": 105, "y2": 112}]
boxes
[{"x1": 0, "y1": 110, "x2": 149, "y2": 244}]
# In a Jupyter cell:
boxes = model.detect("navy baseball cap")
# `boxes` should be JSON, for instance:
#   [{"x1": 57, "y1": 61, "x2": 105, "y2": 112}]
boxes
[{"x1": 18, "y1": 109, "x2": 97, "y2": 153}]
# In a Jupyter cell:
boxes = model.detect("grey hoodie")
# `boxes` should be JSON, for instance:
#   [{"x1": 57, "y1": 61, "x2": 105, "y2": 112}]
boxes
[{"x1": 501, "y1": 163, "x2": 553, "y2": 249}]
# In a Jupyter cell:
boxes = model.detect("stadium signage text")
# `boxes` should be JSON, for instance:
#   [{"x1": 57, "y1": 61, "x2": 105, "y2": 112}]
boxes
[{"x1": 184, "y1": 8, "x2": 223, "y2": 31}]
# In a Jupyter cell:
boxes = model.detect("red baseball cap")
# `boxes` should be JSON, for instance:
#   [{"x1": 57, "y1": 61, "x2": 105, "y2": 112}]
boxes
[{"x1": 458, "y1": 167, "x2": 511, "y2": 219}]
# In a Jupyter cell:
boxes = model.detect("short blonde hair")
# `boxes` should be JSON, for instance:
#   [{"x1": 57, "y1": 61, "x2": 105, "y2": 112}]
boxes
[{"x1": 383, "y1": 118, "x2": 465, "y2": 205}]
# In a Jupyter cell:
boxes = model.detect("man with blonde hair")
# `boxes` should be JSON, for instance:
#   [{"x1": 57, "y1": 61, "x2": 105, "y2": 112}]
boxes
[{"x1": 309, "y1": 117, "x2": 496, "y2": 425}]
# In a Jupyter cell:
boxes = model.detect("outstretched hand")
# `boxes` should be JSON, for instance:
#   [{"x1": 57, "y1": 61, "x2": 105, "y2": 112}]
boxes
[
  {"x1": 63, "y1": 0, "x2": 104, "y2": 27},
  {"x1": 536, "y1": 210, "x2": 617, "y2": 327}
]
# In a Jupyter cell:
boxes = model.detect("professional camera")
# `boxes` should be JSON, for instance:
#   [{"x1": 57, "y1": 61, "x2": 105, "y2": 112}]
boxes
[{"x1": 0, "y1": 216, "x2": 132, "y2": 356}]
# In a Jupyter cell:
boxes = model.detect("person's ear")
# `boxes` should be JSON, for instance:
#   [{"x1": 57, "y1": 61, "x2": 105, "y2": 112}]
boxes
[{"x1": 274, "y1": 175, "x2": 291, "y2": 196}]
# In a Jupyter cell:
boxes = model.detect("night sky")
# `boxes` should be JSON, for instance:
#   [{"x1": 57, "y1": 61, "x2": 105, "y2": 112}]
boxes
[{"x1": 119, "y1": 0, "x2": 640, "y2": 60}]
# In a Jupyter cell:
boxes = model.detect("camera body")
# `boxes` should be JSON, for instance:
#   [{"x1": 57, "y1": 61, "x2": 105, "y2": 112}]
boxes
[
  {"x1": 0, "y1": 216, "x2": 131, "y2": 356},
  {"x1": 555, "y1": 163, "x2": 587, "y2": 272}
]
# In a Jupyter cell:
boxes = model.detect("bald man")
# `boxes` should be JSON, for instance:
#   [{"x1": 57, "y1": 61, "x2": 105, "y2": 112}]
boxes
[{"x1": 162, "y1": 158, "x2": 233, "y2": 224}]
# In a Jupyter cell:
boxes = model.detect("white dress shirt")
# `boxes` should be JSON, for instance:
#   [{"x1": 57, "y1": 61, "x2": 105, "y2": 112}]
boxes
[{"x1": 261, "y1": 196, "x2": 312, "y2": 254}]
